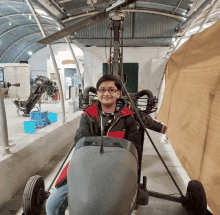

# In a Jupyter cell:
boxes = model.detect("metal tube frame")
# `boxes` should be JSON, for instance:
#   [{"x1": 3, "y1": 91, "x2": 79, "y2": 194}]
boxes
[
  {"x1": 148, "y1": 190, "x2": 184, "y2": 203},
  {"x1": 172, "y1": 0, "x2": 184, "y2": 15},
  {"x1": 119, "y1": 79, "x2": 185, "y2": 197},
  {"x1": 62, "y1": 9, "x2": 185, "y2": 24},
  {"x1": 0, "y1": 82, "x2": 10, "y2": 155},
  {"x1": 120, "y1": 21, "x2": 124, "y2": 84},
  {"x1": 109, "y1": 23, "x2": 112, "y2": 75},
  {"x1": 197, "y1": 0, "x2": 220, "y2": 33},
  {"x1": 108, "y1": 16, "x2": 184, "y2": 197},
  {"x1": 47, "y1": 143, "x2": 76, "y2": 192},
  {"x1": 65, "y1": 38, "x2": 84, "y2": 93},
  {"x1": 175, "y1": 0, "x2": 213, "y2": 32},
  {"x1": 171, "y1": 8, "x2": 207, "y2": 53},
  {"x1": 25, "y1": 0, "x2": 66, "y2": 124}
]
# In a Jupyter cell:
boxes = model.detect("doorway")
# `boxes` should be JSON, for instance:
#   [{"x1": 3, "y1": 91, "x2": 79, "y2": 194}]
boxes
[
  {"x1": 64, "y1": 68, "x2": 76, "y2": 100},
  {"x1": 103, "y1": 63, "x2": 139, "y2": 94}
]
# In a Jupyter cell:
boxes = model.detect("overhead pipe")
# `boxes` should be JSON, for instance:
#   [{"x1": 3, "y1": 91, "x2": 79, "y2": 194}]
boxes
[
  {"x1": 172, "y1": 0, "x2": 184, "y2": 15},
  {"x1": 62, "y1": 9, "x2": 185, "y2": 24},
  {"x1": 29, "y1": 0, "x2": 65, "y2": 28},
  {"x1": 48, "y1": 0, "x2": 67, "y2": 16},
  {"x1": 25, "y1": 0, "x2": 66, "y2": 124},
  {"x1": 175, "y1": 0, "x2": 213, "y2": 32},
  {"x1": 172, "y1": 6, "x2": 208, "y2": 53},
  {"x1": 197, "y1": 0, "x2": 220, "y2": 33}
]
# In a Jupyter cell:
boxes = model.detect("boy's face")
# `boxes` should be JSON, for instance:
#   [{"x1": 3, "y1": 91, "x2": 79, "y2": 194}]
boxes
[{"x1": 97, "y1": 81, "x2": 120, "y2": 106}]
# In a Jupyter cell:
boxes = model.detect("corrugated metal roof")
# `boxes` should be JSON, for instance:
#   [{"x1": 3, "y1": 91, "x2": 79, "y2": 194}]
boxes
[
  {"x1": 0, "y1": 0, "x2": 219, "y2": 62},
  {"x1": 134, "y1": 13, "x2": 179, "y2": 38},
  {"x1": 0, "y1": 0, "x2": 65, "y2": 63},
  {"x1": 65, "y1": 12, "x2": 180, "y2": 39}
]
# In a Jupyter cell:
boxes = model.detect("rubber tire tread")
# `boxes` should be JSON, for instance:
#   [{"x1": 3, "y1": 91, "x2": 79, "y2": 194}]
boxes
[
  {"x1": 187, "y1": 180, "x2": 207, "y2": 215},
  {"x1": 22, "y1": 175, "x2": 45, "y2": 215}
]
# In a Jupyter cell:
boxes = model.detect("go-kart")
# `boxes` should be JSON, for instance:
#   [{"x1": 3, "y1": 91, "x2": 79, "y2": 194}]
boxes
[{"x1": 22, "y1": 88, "x2": 210, "y2": 215}]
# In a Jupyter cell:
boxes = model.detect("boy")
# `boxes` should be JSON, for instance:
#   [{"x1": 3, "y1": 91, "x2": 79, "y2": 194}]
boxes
[{"x1": 46, "y1": 75, "x2": 141, "y2": 215}]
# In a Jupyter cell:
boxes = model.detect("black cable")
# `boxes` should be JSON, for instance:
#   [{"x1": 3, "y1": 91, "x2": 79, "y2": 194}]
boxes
[{"x1": 105, "y1": 23, "x2": 111, "y2": 65}]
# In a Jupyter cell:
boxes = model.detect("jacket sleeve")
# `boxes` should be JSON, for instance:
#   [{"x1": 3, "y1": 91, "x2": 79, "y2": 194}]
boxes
[
  {"x1": 124, "y1": 116, "x2": 141, "y2": 153},
  {"x1": 74, "y1": 113, "x2": 93, "y2": 144}
]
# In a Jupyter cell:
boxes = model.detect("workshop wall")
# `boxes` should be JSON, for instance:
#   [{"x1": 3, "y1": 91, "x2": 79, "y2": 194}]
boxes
[{"x1": 83, "y1": 47, "x2": 168, "y2": 118}]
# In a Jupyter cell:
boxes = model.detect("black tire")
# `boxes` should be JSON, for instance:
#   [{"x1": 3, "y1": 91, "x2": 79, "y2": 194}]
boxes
[
  {"x1": 183, "y1": 180, "x2": 207, "y2": 215},
  {"x1": 22, "y1": 175, "x2": 45, "y2": 215}
]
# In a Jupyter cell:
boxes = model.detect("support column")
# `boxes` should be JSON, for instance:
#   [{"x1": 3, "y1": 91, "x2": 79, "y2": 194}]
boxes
[
  {"x1": 65, "y1": 38, "x2": 84, "y2": 93},
  {"x1": 112, "y1": 20, "x2": 120, "y2": 76},
  {"x1": 25, "y1": 0, "x2": 66, "y2": 123},
  {"x1": 0, "y1": 83, "x2": 10, "y2": 155}
]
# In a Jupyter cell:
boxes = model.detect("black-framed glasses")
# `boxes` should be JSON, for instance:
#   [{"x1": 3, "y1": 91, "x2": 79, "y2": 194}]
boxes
[{"x1": 97, "y1": 89, "x2": 119, "y2": 94}]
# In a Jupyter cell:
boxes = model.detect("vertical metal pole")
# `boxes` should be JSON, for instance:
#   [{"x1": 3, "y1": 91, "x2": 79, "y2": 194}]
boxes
[
  {"x1": 197, "y1": 0, "x2": 220, "y2": 33},
  {"x1": 109, "y1": 23, "x2": 112, "y2": 75},
  {"x1": 25, "y1": 0, "x2": 66, "y2": 123},
  {"x1": 0, "y1": 83, "x2": 10, "y2": 155},
  {"x1": 112, "y1": 20, "x2": 120, "y2": 76},
  {"x1": 65, "y1": 38, "x2": 84, "y2": 93},
  {"x1": 120, "y1": 21, "x2": 124, "y2": 84}
]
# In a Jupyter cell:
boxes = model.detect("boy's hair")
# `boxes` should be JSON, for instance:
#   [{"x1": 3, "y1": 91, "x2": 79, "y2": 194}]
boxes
[{"x1": 96, "y1": 75, "x2": 122, "y2": 90}]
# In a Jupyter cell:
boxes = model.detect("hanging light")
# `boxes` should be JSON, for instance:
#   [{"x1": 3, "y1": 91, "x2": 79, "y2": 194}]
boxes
[
  {"x1": 28, "y1": 51, "x2": 33, "y2": 55},
  {"x1": 9, "y1": 22, "x2": 11, "y2": 25},
  {"x1": 29, "y1": 15, "x2": 32, "y2": 19}
]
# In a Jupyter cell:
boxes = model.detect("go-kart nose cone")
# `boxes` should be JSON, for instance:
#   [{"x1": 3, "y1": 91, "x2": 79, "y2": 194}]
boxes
[{"x1": 68, "y1": 137, "x2": 138, "y2": 215}]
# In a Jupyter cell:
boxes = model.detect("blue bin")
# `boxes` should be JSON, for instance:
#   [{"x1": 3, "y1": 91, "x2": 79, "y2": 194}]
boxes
[
  {"x1": 48, "y1": 112, "x2": 57, "y2": 123},
  {"x1": 24, "y1": 121, "x2": 36, "y2": 133},
  {"x1": 35, "y1": 120, "x2": 45, "y2": 126},
  {"x1": 31, "y1": 111, "x2": 48, "y2": 121}
]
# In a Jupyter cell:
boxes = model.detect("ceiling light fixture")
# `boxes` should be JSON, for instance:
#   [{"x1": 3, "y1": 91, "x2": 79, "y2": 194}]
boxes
[
  {"x1": 28, "y1": 51, "x2": 33, "y2": 55},
  {"x1": 29, "y1": 15, "x2": 31, "y2": 19},
  {"x1": 9, "y1": 22, "x2": 11, "y2": 25}
]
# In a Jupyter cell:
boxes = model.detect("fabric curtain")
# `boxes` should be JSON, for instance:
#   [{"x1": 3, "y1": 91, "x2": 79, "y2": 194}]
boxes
[{"x1": 156, "y1": 20, "x2": 220, "y2": 214}]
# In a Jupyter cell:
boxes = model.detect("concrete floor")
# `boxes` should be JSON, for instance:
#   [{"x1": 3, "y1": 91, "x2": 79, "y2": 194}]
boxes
[{"x1": 0, "y1": 98, "x2": 193, "y2": 215}]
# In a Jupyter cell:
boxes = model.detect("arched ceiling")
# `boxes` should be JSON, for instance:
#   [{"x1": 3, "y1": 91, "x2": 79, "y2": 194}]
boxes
[{"x1": 0, "y1": 0, "x2": 220, "y2": 63}]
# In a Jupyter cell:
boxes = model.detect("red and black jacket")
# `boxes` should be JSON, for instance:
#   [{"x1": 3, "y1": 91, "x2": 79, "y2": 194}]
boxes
[{"x1": 55, "y1": 99, "x2": 141, "y2": 188}]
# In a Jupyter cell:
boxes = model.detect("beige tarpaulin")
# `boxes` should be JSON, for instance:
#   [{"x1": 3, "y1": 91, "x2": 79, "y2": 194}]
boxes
[{"x1": 156, "y1": 20, "x2": 220, "y2": 214}]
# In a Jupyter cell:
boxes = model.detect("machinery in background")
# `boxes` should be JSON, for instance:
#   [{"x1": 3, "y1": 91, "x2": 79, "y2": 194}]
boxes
[{"x1": 12, "y1": 75, "x2": 58, "y2": 116}]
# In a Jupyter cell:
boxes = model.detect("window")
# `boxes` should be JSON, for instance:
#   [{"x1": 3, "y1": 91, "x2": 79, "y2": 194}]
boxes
[{"x1": 0, "y1": 68, "x2": 4, "y2": 82}]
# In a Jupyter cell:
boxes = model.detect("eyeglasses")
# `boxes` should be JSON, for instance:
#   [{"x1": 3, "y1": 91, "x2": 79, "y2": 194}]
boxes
[{"x1": 97, "y1": 89, "x2": 119, "y2": 94}]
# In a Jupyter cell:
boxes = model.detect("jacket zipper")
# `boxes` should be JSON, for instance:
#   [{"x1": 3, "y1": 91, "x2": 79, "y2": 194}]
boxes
[{"x1": 106, "y1": 115, "x2": 124, "y2": 136}]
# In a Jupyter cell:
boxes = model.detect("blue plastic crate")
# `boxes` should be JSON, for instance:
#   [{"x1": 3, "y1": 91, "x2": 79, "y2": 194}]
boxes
[
  {"x1": 24, "y1": 121, "x2": 35, "y2": 133},
  {"x1": 47, "y1": 112, "x2": 57, "y2": 123},
  {"x1": 35, "y1": 120, "x2": 45, "y2": 126},
  {"x1": 31, "y1": 111, "x2": 48, "y2": 121}
]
